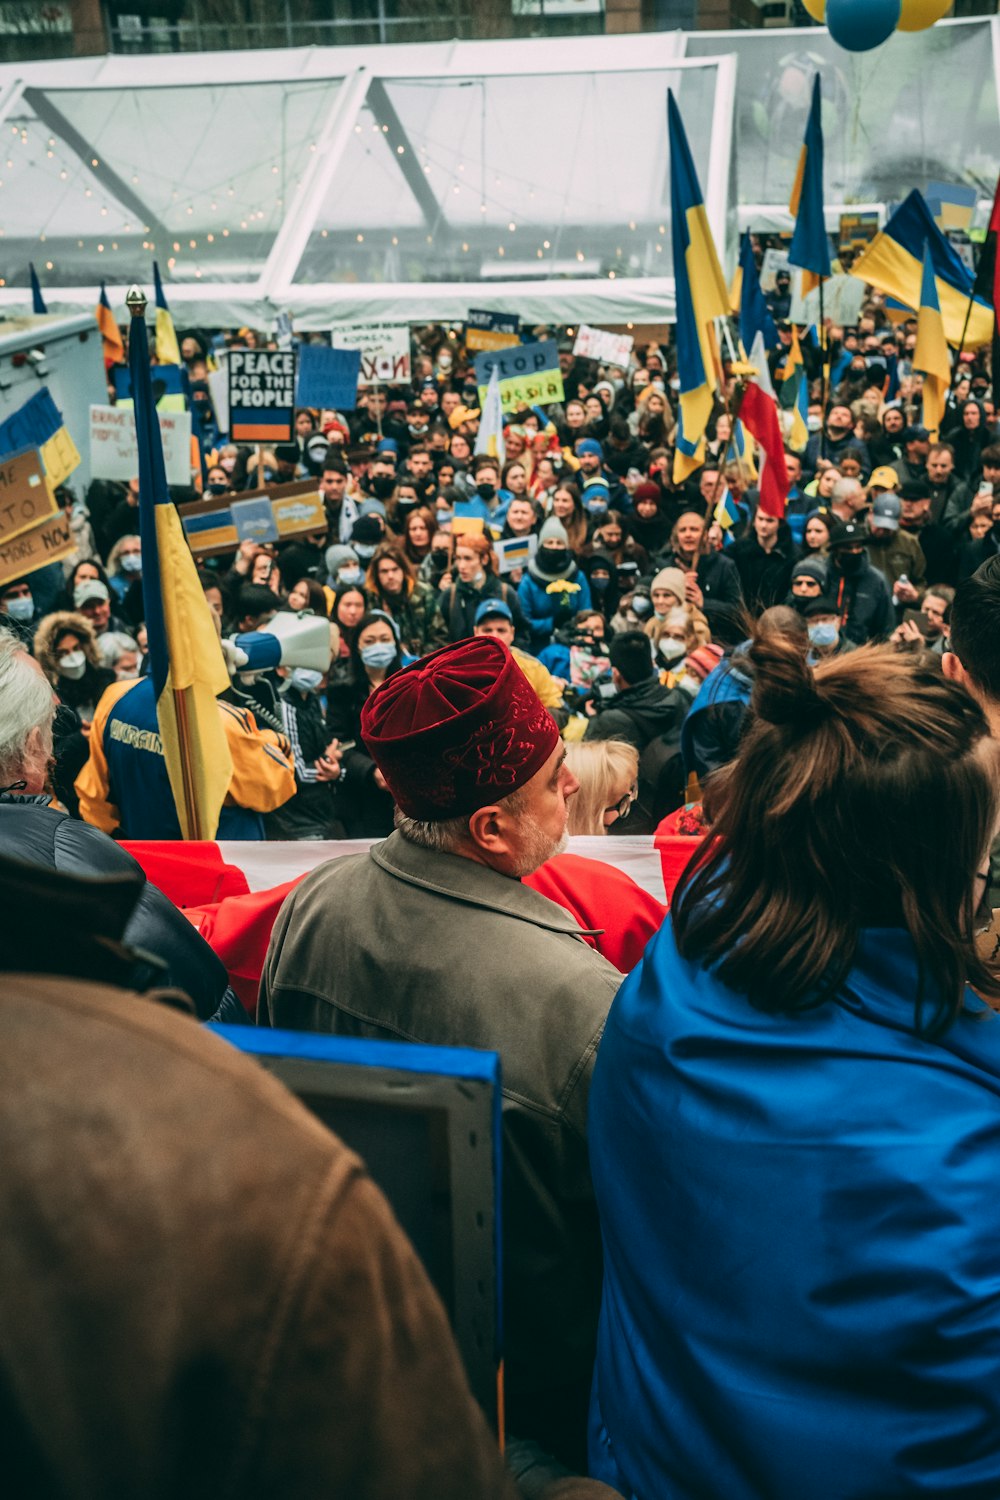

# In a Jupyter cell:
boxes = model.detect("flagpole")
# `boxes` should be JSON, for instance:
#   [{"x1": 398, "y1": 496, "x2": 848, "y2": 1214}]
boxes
[
  {"x1": 126, "y1": 284, "x2": 204, "y2": 842},
  {"x1": 818, "y1": 276, "x2": 827, "y2": 464}
]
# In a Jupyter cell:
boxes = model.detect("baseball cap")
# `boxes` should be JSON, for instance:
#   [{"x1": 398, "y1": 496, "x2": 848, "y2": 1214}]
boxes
[
  {"x1": 828, "y1": 520, "x2": 865, "y2": 549},
  {"x1": 869, "y1": 465, "x2": 900, "y2": 492},
  {"x1": 803, "y1": 595, "x2": 840, "y2": 619},
  {"x1": 870, "y1": 493, "x2": 901, "y2": 531},
  {"x1": 474, "y1": 598, "x2": 513, "y2": 627},
  {"x1": 74, "y1": 580, "x2": 110, "y2": 608},
  {"x1": 903, "y1": 425, "x2": 930, "y2": 444}
]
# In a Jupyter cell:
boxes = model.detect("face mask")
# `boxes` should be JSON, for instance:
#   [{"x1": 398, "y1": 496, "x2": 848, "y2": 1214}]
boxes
[
  {"x1": 590, "y1": 574, "x2": 610, "y2": 593},
  {"x1": 4, "y1": 596, "x2": 32, "y2": 622},
  {"x1": 220, "y1": 456, "x2": 237, "y2": 473},
  {"x1": 58, "y1": 650, "x2": 87, "y2": 680},
  {"x1": 808, "y1": 621, "x2": 839, "y2": 649},
  {"x1": 838, "y1": 550, "x2": 863, "y2": 575},
  {"x1": 631, "y1": 596, "x2": 652, "y2": 618},
  {"x1": 288, "y1": 667, "x2": 324, "y2": 693},
  {"x1": 658, "y1": 636, "x2": 686, "y2": 664},
  {"x1": 476, "y1": 482, "x2": 497, "y2": 502},
  {"x1": 361, "y1": 641, "x2": 397, "y2": 670},
  {"x1": 338, "y1": 566, "x2": 363, "y2": 586},
  {"x1": 206, "y1": 482, "x2": 229, "y2": 497},
  {"x1": 586, "y1": 500, "x2": 609, "y2": 518},
  {"x1": 436, "y1": 509, "x2": 452, "y2": 528},
  {"x1": 437, "y1": 353, "x2": 452, "y2": 370},
  {"x1": 371, "y1": 476, "x2": 396, "y2": 500},
  {"x1": 536, "y1": 545, "x2": 569, "y2": 575},
  {"x1": 120, "y1": 552, "x2": 142, "y2": 573},
  {"x1": 354, "y1": 543, "x2": 376, "y2": 561},
  {"x1": 677, "y1": 672, "x2": 701, "y2": 699}
]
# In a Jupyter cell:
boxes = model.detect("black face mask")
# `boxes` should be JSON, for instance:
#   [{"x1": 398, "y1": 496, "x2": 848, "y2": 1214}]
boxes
[
  {"x1": 431, "y1": 547, "x2": 450, "y2": 567},
  {"x1": 536, "y1": 546, "x2": 569, "y2": 575},
  {"x1": 205, "y1": 482, "x2": 228, "y2": 497},
  {"x1": 838, "y1": 550, "x2": 864, "y2": 574},
  {"x1": 371, "y1": 475, "x2": 396, "y2": 500},
  {"x1": 476, "y1": 482, "x2": 497, "y2": 502},
  {"x1": 590, "y1": 574, "x2": 610, "y2": 593}
]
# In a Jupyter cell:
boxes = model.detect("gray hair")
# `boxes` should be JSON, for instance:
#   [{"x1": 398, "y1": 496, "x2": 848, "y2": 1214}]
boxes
[
  {"x1": 98, "y1": 630, "x2": 139, "y2": 670},
  {"x1": 0, "y1": 630, "x2": 56, "y2": 790},
  {"x1": 832, "y1": 477, "x2": 865, "y2": 508},
  {"x1": 393, "y1": 783, "x2": 528, "y2": 853}
]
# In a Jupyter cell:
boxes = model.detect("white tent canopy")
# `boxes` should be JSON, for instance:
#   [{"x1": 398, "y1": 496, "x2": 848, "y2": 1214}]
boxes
[{"x1": 0, "y1": 17, "x2": 994, "y2": 329}]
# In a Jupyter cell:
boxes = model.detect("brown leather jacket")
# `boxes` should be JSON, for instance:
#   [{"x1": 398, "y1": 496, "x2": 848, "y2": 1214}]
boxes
[{"x1": 0, "y1": 974, "x2": 515, "y2": 1500}]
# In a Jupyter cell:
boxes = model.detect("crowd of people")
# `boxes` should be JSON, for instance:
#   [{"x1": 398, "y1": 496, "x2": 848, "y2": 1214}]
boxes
[
  {"x1": 5, "y1": 270, "x2": 997, "y2": 842},
  {"x1": 5, "y1": 264, "x2": 1000, "y2": 1496}
]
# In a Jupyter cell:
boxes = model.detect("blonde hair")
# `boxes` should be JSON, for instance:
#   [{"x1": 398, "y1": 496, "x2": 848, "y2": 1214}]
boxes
[
  {"x1": 565, "y1": 740, "x2": 639, "y2": 836},
  {"x1": 645, "y1": 604, "x2": 711, "y2": 654}
]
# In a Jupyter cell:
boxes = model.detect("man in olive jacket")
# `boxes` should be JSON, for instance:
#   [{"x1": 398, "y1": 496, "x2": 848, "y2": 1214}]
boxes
[{"x1": 260, "y1": 638, "x2": 623, "y2": 1472}]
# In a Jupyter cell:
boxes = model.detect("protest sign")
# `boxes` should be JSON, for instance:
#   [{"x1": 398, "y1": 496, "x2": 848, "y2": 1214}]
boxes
[
  {"x1": 759, "y1": 248, "x2": 790, "y2": 293},
  {"x1": 0, "y1": 388, "x2": 81, "y2": 490},
  {"x1": 90, "y1": 406, "x2": 192, "y2": 487},
  {"x1": 474, "y1": 341, "x2": 564, "y2": 412},
  {"x1": 331, "y1": 324, "x2": 410, "y2": 386},
  {"x1": 0, "y1": 509, "x2": 72, "y2": 588},
  {"x1": 0, "y1": 448, "x2": 57, "y2": 546},
  {"x1": 790, "y1": 273, "x2": 866, "y2": 329},
  {"x1": 179, "y1": 480, "x2": 325, "y2": 558},
  {"x1": 230, "y1": 496, "x2": 278, "y2": 546},
  {"x1": 295, "y1": 345, "x2": 361, "y2": 411},
  {"x1": 228, "y1": 350, "x2": 295, "y2": 443},
  {"x1": 572, "y1": 325, "x2": 634, "y2": 365},
  {"x1": 465, "y1": 309, "x2": 521, "y2": 353},
  {"x1": 207, "y1": 363, "x2": 229, "y2": 434},
  {"x1": 495, "y1": 534, "x2": 537, "y2": 574},
  {"x1": 838, "y1": 211, "x2": 880, "y2": 256}
]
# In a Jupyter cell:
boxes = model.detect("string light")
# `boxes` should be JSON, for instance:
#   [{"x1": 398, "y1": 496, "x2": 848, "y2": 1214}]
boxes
[
  {"x1": 396, "y1": 145, "x2": 404, "y2": 155},
  {"x1": 321, "y1": 228, "x2": 328, "y2": 237},
  {"x1": 356, "y1": 233, "x2": 364, "y2": 242}
]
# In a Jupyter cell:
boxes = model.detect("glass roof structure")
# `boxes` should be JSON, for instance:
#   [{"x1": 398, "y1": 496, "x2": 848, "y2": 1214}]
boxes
[{"x1": 0, "y1": 17, "x2": 994, "y2": 327}]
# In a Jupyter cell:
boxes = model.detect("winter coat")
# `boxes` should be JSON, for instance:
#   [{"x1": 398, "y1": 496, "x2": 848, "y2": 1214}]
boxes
[
  {"x1": 825, "y1": 556, "x2": 895, "y2": 644},
  {"x1": 590, "y1": 917, "x2": 1000, "y2": 1499},
  {"x1": 653, "y1": 549, "x2": 744, "y2": 637},
  {"x1": 726, "y1": 535, "x2": 797, "y2": 615},
  {"x1": 438, "y1": 574, "x2": 528, "y2": 646},
  {"x1": 373, "y1": 580, "x2": 447, "y2": 657},
  {"x1": 518, "y1": 570, "x2": 593, "y2": 651}
]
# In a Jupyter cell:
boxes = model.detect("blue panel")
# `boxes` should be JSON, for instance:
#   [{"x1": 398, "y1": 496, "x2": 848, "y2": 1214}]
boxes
[{"x1": 210, "y1": 1023, "x2": 501, "y2": 1090}]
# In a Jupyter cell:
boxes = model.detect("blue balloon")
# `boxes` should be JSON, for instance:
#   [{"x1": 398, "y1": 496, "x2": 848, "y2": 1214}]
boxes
[{"x1": 827, "y1": 0, "x2": 900, "y2": 50}]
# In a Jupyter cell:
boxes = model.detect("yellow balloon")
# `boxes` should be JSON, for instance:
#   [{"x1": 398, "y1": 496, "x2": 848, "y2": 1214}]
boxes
[
  {"x1": 802, "y1": 0, "x2": 825, "y2": 18},
  {"x1": 897, "y1": 0, "x2": 951, "y2": 31}
]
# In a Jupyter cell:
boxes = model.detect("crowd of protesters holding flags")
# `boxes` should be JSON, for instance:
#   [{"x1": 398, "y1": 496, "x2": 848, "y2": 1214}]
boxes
[{"x1": 5, "y1": 99, "x2": 1000, "y2": 1494}]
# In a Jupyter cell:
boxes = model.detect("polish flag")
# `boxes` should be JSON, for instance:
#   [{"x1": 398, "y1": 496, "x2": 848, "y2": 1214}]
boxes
[{"x1": 739, "y1": 332, "x2": 790, "y2": 519}]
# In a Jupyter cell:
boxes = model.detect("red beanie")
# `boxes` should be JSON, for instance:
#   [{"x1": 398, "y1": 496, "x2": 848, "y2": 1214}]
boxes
[
  {"x1": 634, "y1": 481, "x2": 661, "y2": 503},
  {"x1": 361, "y1": 637, "x2": 560, "y2": 821}
]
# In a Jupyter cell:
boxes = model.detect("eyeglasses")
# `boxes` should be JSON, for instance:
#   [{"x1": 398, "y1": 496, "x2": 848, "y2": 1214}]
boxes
[{"x1": 604, "y1": 783, "x2": 638, "y2": 825}]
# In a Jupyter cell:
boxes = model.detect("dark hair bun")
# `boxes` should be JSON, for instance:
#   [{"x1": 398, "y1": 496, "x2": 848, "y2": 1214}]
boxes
[{"x1": 750, "y1": 629, "x2": 828, "y2": 730}]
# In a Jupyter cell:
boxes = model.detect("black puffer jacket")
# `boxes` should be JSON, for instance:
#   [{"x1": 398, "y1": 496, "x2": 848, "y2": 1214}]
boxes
[{"x1": 0, "y1": 797, "x2": 234, "y2": 1021}]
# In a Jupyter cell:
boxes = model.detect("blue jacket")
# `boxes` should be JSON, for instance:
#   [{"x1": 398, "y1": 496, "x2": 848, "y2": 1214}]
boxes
[
  {"x1": 517, "y1": 570, "x2": 592, "y2": 651},
  {"x1": 589, "y1": 917, "x2": 1000, "y2": 1499}
]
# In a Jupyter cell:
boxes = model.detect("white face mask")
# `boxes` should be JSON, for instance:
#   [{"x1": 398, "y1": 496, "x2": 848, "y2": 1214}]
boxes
[
  {"x1": 658, "y1": 636, "x2": 686, "y2": 664},
  {"x1": 288, "y1": 667, "x2": 324, "y2": 693},
  {"x1": 58, "y1": 650, "x2": 87, "y2": 680}
]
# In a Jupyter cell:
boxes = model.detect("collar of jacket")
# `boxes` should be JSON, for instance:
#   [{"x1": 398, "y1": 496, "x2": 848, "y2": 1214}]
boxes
[{"x1": 371, "y1": 830, "x2": 602, "y2": 939}]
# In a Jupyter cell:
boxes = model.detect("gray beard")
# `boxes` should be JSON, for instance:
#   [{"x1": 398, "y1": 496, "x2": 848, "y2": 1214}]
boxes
[{"x1": 508, "y1": 817, "x2": 569, "y2": 879}]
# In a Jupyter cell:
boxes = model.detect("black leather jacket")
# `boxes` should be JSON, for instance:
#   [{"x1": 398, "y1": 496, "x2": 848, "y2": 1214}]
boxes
[{"x1": 0, "y1": 797, "x2": 234, "y2": 1021}]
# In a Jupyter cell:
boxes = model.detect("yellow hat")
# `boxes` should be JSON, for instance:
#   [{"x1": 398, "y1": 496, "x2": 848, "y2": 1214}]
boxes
[
  {"x1": 869, "y1": 465, "x2": 900, "y2": 491},
  {"x1": 448, "y1": 404, "x2": 480, "y2": 430}
]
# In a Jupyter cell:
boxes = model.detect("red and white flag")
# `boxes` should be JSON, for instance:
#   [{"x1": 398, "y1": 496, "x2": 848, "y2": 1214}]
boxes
[{"x1": 740, "y1": 333, "x2": 790, "y2": 519}]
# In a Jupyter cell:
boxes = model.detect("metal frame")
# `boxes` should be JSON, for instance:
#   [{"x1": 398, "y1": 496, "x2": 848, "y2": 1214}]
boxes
[{"x1": 0, "y1": 34, "x2": 734, "y2": 326}]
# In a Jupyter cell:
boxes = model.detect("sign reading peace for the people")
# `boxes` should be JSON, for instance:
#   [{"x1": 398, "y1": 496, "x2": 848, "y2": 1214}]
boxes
[{"x1": 228, "y1": 350, "x2": 296, "y2": 444}]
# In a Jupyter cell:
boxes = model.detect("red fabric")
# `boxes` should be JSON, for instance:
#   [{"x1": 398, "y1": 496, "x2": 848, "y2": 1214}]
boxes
[
  {"x1": 524, "y1": 852, "x2": 666, "y2": 974},
  {"x1": 740, "y1": 381, "x2": 789, "y2": 519},
  {"x1": 186, "y1": 877, "x2": 304, "y2": 1015},
  {"x1": 653, "y1": 809, "x2": 707, "y2": 905},
  {"x1": 989, "y1": 174, "x2": 1000, "y2": 329},
  {"x1": 120, "y1": 841, "x2": 250, "y2": 907},
  {"x1": 361, "y1": 637, "x2": 559, "y2": 821}
]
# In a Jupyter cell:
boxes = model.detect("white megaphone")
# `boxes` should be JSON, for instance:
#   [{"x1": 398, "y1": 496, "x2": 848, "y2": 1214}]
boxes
[{"x1": 230, "y1": 611, "x2": 333, "y2": 676}]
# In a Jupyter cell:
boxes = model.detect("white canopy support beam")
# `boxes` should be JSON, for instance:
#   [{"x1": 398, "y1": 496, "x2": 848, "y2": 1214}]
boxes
[{"x1": 260, "y1": 65, "x2": 372, "y2": 304}]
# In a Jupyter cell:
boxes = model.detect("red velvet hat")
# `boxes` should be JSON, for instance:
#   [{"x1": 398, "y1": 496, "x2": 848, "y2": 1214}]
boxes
[{"x1": 361, "y1": 637, "x2": 560, "y2": 822}]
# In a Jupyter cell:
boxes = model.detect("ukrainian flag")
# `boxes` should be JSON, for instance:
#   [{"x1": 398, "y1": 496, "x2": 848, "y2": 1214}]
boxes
[
  {"x1": 668, "y1": 90, "x2": 729, "y2": 484},
  {"x1": 851, "y1": 191, "x2": 993, "y2": 349},
  {"x1": 779, "y1": 328, "x2": 809, "y2": 452},
  {"x1": 131, "y1": 291, "x2": 232, "y2": 840},
  {"x1": 96, "y1": 282, "x2": 125, "y2": 369},
  {"x1": 153, "y1": 261, "x2": 182, "y2": 367},
  {"x1": 788, "y1": 76, "x2": 831, "y2": 298},
  {"x1": 915, "y1": 243, "x2": 951, "y2": 441},
  {"x1": 714, "y1": 490, "x2": 741, "y2": 533},
  {"x1": 738, "y1": 232, "x2": 778, "y2": 355}
]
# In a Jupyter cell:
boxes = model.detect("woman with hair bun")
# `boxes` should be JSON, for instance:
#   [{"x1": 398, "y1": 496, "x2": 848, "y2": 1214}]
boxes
[{"x1": 589, "y1": 631, "x2": 1000, "y2": 1499}]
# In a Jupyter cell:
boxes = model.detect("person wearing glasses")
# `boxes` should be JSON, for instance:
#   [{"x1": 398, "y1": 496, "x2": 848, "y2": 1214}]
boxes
[{"x1": 564, "y1": 742, "x2": 638, "y2": 836}]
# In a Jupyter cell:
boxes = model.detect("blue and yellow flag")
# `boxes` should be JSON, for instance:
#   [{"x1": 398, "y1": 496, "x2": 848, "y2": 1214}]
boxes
[
  {"x1": 778, "y1": 328, "x2": 809, "y2": 452},
  {"x1": 915, "y1": 243, "x2": 951, "y2": 441},
  {"x1": 29, "y1": 262, "x2": 47, "y2": 316},
  {"x1": 131, "y1": 296, "x2": 232, "y2": 840},
  {"x1": 738, "y1": 233, "x2": 778, "y2": 355},
  {"x1": 96, "y1": 282, "x2": 125, "y2": 369},
  {"x1": 152, "y1": 261, "x2": 182, "y2": 367},
  {"x1": 788, "y1": 76, "x2": 831, "y2": 297},
  {"x1": 714, "y1": 490, "x2": 741, "y2": 533},
  {"x1": 668, "y1": 90, "x2": 729, "y2": 484},
  {"x1": 851, "y1": 191, "x2": 993, "y2": 349}
]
